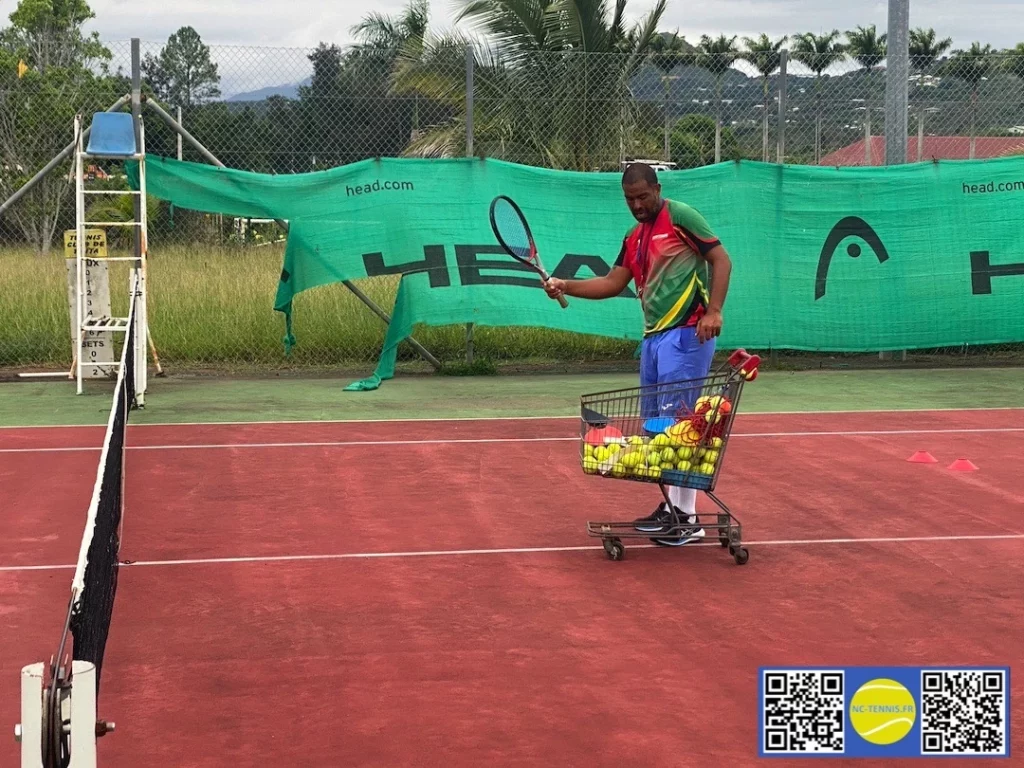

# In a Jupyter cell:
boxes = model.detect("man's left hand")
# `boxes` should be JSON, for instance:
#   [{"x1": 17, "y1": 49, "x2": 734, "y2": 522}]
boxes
[{"x1": 696, "y1": 309, "x2": 723, "y2": 343}]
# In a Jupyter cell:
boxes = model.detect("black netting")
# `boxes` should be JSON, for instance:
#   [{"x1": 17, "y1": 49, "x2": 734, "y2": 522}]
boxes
[{"x1": 68, "y1": 282, "x2": 137, "y2": 689}]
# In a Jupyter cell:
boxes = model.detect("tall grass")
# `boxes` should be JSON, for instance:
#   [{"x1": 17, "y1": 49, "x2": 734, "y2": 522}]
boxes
[{"x1": 0, "y1": 245, "x2": 637, "y2": 371}]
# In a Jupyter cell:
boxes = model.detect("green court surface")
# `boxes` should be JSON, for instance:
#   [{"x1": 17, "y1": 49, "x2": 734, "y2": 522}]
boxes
[{"x1": 2, "y1": 367, "x2": 1022, "y2": 427}]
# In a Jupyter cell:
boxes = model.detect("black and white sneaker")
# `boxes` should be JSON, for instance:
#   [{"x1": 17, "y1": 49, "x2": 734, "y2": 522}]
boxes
[
  {"x1": 634, "y1": 502, "x2": 671, "y2": 532},
  {"x1": 652, "y1": 514, "x2": 706, "y2": 547}
]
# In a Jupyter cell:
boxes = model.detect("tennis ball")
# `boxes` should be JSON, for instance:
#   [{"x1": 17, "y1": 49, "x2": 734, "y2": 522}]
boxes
[
  {"x1": 647, "y1": 465, "x2": 662, "y2": 480},
  {"x1": 710, "y1": 437, "x2": 724, "y2": 450},
  {"x1": 660, "y1": 462, "x2": 675, "y2": 472},
  {"x1": 611, "y1": 463, "x2": 626, "y2": 478},
  {"x1": 704, "y1": 449, "x2": 720, "y2": 465},
  {"x1": 677, "y1": 446, "x2": 693, "y2": 461},
  {"x1": 607, "y1": 443, "x2": 622, "y2": 455},
  {"x1": 646, "y1": 449, "x2": 662, "y2": 466},
  {"x1": 698, "y1": 462, "x2": 715, "y2": 475},
  {"x1": 677, "y1": 459, "x2": 693, "y2": 472},
  {"x1": 582, "y1": 457, "x2": 599, "y2": 474},
  {"x1": 621, "y1": 451, "x2": 642, "y2": 469},
  {"x1": 584, "y1": 444, "x2": 595, "y2": 459},
  {"x1": 627, "y1": 435, "x2": 646, "y2": 446},
  {"x1": 660, "y1": 447, "x2": 676, "y2": 464},
  {"x1": 652, "y1": 433, "x2": 670, "y2": 447},
  {"x1": 849, "y1": 679, "x2": 916, "y2": 746}
]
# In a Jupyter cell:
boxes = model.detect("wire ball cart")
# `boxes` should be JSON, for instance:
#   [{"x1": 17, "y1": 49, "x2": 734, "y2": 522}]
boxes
[{"x1": 580, "y1": 349, "x2": 761, "y2": 564}]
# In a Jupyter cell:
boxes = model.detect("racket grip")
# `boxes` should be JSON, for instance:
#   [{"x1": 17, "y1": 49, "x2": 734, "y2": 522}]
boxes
[{"x1": 557, "y1": 294, "x2": 569, "y2": 309}]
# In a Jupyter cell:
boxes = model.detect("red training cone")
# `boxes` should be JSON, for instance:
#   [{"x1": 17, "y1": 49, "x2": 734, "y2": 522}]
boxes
[
  {"x1": 907, "y1": 451, "x2": 938, "y2": 464},
  {"x1": 948, "y1": 458, "x2": 979, "y2": 472}
]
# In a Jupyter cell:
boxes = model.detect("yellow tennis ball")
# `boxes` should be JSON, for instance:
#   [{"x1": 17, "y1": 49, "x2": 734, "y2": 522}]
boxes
[
  {"x1": 651, "y1": 433, "x2": 670, "y2": 447},
  {"x1": 611, "y1": 463, "x2": 626, "y2": 478},
  {"x1": 677, "y1": 459, "x2": 693, "y2": 472},
  {"x1": 584, "y1": 444, "x2": 595, "y2": 458},
  {"x1": 647, "y1": 465, "x2": 662, "y2": 480},
  {"x1": 627, "y1": 435, "x2": 645, "y2": 446},
  {"x1": 620, "y1": 451, "x2": 642, "y2": 469},
  {"x1": 849, "y1": 679, "x2": 916, "y2": 746},
  {"x1": 660, "y1": 447, "x2": 676, "y2": 463},
  {"x1": 607, "y1": 443, "x2": 622, "y2": 455},
  {"x1": 582, "y1": 457, "x2": 599, "y2": 474},
  {"x1": 699, "y1": 462, "x2": 715, "y2": 475},
  {"x1": 710, "y1": 437, "x2": 724, "y2": 450},
  {"x1": 704, "y1": 449, "x2": 720, "y2": 464},
  {"x1": 646, "y1": 449, "x2": 662, "y2": 466},
  {"x1": 677, "y1": 446, "x2": 693, "y2": 461}
]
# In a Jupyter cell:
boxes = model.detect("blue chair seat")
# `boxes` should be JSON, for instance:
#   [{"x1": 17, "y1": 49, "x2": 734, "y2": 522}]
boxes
[{"x1": 86, "y1": 113, "x2": 137, "y2": 156}]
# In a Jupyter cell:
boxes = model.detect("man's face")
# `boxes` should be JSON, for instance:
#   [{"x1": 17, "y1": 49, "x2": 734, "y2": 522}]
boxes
[{"x1": 623, "y1": 179, "x2": 662, "y2": 223}]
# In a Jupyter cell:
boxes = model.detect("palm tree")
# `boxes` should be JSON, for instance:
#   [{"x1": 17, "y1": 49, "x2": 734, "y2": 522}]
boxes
[
  {"x1": 792, "y1": 31, "x2": 846, "y2": 163},
  {"x1": 351, "y1": 0, "x2": 431, "y2": 138},
  {"x1": 394, "y1": 0, "x2": 669, "y2": 169},
  {"x1": 693, "y1": 34, "x2": 740, "y2": 163},
  {"x1": 908, "y1": 28, "x2": 952, "y2": 160},
  {"x1": 943, "y1": 42, "x2": 995, "y2": 159},
  {"x1": 351, "y1": 0, "x2": 429, "y2": 52},
  {"x1": 741, "y1": 33, "x2": 787, "y2": 161},
  {"x1": 845, "y1": 25, "x2": 886, "y2": 162},
  {"x1": 649, "y1": 30, "x2": 694, "y2": 160}
]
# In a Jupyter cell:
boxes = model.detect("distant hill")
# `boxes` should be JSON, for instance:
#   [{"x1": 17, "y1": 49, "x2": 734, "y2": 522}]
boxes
[{"x1": 226, "y1": 77, "x2": 310, "y2": 102}]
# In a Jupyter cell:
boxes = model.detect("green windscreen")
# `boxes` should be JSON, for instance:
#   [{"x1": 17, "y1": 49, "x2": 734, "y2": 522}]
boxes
[{"x1": 129, "y1": 156, "x2": 1024, "y2": 388}]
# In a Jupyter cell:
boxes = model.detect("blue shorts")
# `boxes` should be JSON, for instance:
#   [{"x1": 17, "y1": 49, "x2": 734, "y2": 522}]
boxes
[{"x1": 639, "y1": 325, "x2": 716, "y2": 419}]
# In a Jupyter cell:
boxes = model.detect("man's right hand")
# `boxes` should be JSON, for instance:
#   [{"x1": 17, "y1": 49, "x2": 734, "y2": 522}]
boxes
[{"x1": 543, "y1": 277, "x2": 567, "y2": 300}]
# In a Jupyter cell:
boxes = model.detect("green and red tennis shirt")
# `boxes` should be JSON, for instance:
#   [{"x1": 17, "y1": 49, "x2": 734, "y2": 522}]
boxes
[{"x1": 614, "y1": 199, "x2": 721, "y2": 336}]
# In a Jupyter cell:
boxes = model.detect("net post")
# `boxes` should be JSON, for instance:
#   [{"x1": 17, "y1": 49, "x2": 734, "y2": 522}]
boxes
[
  {"x1": 69, "y1": 661, "x2": 99, "y2": 768},
  {"x1": 19, "y1": 663, "x2": 44, "y2": 767}
]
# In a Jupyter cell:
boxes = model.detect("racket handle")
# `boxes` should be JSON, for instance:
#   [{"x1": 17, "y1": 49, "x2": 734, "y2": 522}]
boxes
[{"x1": 557, "y1": 294, "x2": 569, "y2": 309}]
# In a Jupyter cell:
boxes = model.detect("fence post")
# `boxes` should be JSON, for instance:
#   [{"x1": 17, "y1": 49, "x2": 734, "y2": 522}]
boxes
[
  {"x1": 465, "y1": 45, "x2": 476, "y2": 365},
  {"x1": 776, "y1": 50, "x2": 788, "y2": 164}
]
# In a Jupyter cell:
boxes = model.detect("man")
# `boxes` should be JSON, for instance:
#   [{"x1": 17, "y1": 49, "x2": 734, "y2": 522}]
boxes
[{"x1": 542, "y1": 162, "x2": 733, "y2": 546}]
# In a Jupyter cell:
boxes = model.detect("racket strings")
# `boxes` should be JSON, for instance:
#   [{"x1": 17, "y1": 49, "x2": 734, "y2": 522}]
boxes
[{"x1": 491, "y1": 200, "x2": 535, "y2": 263}]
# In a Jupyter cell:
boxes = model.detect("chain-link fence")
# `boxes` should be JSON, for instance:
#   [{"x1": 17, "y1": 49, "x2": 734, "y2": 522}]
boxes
[{"x1": 3, "y1": 39, "x2": 1024, "y2": 376}]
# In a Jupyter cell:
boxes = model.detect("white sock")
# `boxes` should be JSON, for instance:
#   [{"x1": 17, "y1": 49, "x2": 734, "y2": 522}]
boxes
[{"x1": 667, "y1": 486, "x2": 697, "y2": 520}]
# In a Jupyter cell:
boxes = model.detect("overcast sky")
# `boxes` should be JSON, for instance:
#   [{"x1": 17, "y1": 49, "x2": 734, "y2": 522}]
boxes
[{"x1": 77, "y1": 0, "x2": 1023, "y2": 94}]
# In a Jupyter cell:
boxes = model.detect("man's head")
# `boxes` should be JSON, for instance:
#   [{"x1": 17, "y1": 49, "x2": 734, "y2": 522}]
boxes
[{"x1": 622, "y1": 162, "x2": 663, "y2": 223}]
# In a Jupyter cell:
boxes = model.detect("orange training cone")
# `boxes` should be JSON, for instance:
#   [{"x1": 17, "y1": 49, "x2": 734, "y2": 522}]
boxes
[
  {"x1": 907, "y1": 451, "x2": 938, "y2": 464},
  {"x1": 948, "y1": 458, "x2": 979, "y2": 472}
]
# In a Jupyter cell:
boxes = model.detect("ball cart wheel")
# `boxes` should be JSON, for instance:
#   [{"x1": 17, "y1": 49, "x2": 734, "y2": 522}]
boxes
[
  {"x1": 731, "y1": 547, "x2": 749, "y2": 565},
  {"x1": 603, "y1": 538, "x2": 625, "y2": 561}
]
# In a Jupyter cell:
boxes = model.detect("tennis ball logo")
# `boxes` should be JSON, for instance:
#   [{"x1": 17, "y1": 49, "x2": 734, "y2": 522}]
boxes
[{"x1": 849, "y1": 678, "x2": 916, "y2": 746}]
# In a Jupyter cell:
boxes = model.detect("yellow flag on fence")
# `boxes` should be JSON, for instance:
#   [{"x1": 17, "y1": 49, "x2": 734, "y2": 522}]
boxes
[{"x1": 17, "y1": 60, "x2": 28, "y2": 78}]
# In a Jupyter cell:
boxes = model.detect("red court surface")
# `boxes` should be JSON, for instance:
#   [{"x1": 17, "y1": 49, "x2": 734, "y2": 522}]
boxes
[{"x1": 2, "y1": 409, "x2": 1022, "y2": 766}]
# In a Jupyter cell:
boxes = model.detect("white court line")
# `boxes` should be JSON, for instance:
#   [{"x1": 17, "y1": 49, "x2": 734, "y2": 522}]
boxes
[
  {"x1": 1, "y1": 405, "x2": 1022, "y2": 430},
  {"x1": 2, "y1": 426, "x2": 1024, "y2": 454},
  {"x1": 2, "y1": 533, "x2": 1022, "y2": 573}
]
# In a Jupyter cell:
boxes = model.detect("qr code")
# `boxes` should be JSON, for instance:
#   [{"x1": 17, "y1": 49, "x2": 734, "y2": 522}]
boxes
[
  {"x1": 762, "y1": 670, "x2": 845, "y2": 754},
  {"x1": 920, "y1": 670, "x2": 1007, "y2": 755}
]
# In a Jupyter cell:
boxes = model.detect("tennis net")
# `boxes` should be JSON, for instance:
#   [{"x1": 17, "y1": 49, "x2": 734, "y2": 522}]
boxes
[{"x1": 64, "y1": 272, "x2": 139, "y2": 688}]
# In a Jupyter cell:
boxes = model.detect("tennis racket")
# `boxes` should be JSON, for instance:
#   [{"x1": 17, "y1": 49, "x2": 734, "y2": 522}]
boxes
[{"x1": 489, "y1": 195, "x2": 569, "y2": 308}]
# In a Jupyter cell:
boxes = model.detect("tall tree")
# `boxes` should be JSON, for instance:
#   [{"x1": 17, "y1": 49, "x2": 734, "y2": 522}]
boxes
[
  {"x1": 792, "y1": 30, "x2": 846, "y2": 163},
  {"x1": 909, "y1": 27, "x2": 952, "y2": 72},
  {"x1": 649, "y1": 30, "x2": 694, "y2": 160},
  {"x1": 693, "y1": 34, "x2": 739, "y2": 163},
  {"x1": 0, "y1": 0, "x2": 114, "y2": 254},
  {"x1": 846, "y1": 25, "x2": 886, "y2": 158},
  {"x1": 142, "y1": 26, "x2": 221, "y2": 109},
  {"x1": 943, "y1": 42, "x2": 995, "y2": 159},
  {"x1": 741, "y1": 33, "x2": 787, "y2": 161},
  {"x1": 908, "y1": 28, "x2": 951, "y2": 160}
]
